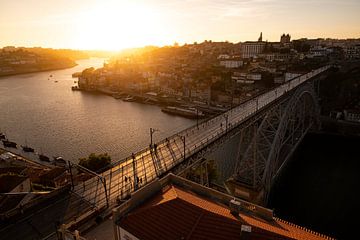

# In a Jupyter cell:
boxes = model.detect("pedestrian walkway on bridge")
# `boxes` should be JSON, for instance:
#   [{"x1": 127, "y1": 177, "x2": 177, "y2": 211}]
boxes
[{"x1": 71, "y1": 65, "x2": 331, "y2": 213}]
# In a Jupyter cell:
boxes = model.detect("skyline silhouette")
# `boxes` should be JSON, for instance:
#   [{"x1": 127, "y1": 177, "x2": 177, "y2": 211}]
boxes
[{"x1": 0, "y1": 0, "x2": 359, "y2": 50}]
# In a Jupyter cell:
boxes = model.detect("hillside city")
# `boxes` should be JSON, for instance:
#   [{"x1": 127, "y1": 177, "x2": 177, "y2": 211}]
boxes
[
  {"x1": 1, "y1": 33, "x2": 360, "y2": 240},
  {"x1": 73, "y1": 33, "x2": 360, "y2": 117}
]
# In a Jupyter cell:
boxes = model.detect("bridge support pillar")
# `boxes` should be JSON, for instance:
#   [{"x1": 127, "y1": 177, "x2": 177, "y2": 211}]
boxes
[{"x1": 225, "y1": 178, "x2": 264, "y2": 205}]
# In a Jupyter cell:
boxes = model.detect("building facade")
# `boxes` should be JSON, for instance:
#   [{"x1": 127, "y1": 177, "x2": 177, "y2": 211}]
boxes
[
  {"x1": 280, "y1": 33, "x2": 291, "y2": 43},
  {"x1": 241, "y1": 42, "x2": 266, "y2": 59}
]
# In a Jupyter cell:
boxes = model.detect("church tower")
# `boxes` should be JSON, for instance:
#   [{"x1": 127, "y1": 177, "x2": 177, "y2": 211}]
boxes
[{"x1": 258, "y1": 32, "x2": 263, "y2": 42}]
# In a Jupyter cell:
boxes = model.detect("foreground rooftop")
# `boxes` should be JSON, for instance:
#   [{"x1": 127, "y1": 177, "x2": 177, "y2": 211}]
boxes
[{"x1": 113, "y1": 174, "x2": 333, "y2": 240}]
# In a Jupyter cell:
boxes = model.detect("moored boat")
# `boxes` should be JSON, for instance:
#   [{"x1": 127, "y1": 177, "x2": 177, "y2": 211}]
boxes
[
  {"x1": 38, "y1": 153, "x2": 50, "y2": 162},
  {"x1": 0, "y1": 133, "x2": 6, "y2": 140},
  {"x1": 123, "y1": 96, "x2": 135, "y2": 102},
  {"x1": 2, "y1": 139, "x2": 17, "y2": 148},
  {"x1": 53, "y1": 156, "x2": 66, "y2": 166},
  {"x1": 21, "y1": 145, "x2": 35, "y2": 152},
  {"x1": 112, "y1": 93, "x2": 123, "y2": 99},
  {"x1": 161, "y1": 106, "x2": 205, "y2": 119},
  {"x1": 72, "y1": 72, "x2": 81, "y2": 78}
]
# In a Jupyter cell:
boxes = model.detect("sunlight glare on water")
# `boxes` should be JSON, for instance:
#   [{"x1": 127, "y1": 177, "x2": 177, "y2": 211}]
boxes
[{"x1": 0, "y1": 58, "x2": 195, "y2": 163}]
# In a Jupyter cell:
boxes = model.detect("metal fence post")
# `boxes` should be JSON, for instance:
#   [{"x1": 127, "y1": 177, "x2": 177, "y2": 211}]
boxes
[
  {"x1": 67, "y1": 161, "x2": 74, "y2": 190},
  {"x1": 102, "y1": 177, "x2": 109, "y2": 208}
]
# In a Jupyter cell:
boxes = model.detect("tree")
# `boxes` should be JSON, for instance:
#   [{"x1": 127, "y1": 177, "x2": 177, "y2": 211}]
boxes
[{"x1": 79, "y1": 153, "x2": 111, "y2": 173}]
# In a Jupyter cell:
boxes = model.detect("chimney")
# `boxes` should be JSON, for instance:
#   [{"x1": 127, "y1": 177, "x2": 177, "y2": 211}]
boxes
[
  {"x1": 240, "y1": 224, "x2": 252, "y2": 240},
  {"x1": 229, "y1": 199, "x2": 242, "y2": 215}
]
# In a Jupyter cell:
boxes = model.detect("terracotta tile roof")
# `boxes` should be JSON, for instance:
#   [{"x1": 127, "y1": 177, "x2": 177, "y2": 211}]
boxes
[{"x1": 119, "y1": 185, "x2": 334, "y2": 240}]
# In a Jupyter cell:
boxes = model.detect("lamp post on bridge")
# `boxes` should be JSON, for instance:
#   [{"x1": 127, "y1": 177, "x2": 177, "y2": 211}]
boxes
[
  {"x1": 149, "y1": 127, "x2": 159, "y2": 148},
  {"x1": 196, "y1": 108, "x2": 199, "y2": 130},
  {"x1": 223, "y1": 114, "x2": 229, "y2": 132},
  {"x1": 176, "y1": 134, "x2": 186, "y2": 162}
]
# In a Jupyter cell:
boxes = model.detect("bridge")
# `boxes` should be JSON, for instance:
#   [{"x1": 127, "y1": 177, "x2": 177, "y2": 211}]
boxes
[{"x1": 67, "y1": 65, "x2": 331, "y2": 218}]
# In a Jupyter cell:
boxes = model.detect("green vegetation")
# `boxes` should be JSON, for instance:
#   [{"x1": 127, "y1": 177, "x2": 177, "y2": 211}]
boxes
[
  {"x1": 79, "y1": 153, "x2": 111, "y2": 172},
  {"x1": 187, "y1": 159, "x2": 219, "y2": 184}
]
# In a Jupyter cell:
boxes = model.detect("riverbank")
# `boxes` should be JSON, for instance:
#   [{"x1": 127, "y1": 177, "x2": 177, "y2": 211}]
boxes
[
  {"x1": 0, "y1": 62, "x2": 78, "y2": 78},
  {"x1": 73, "y1": 87, "x2": 229, "y2": 118}
]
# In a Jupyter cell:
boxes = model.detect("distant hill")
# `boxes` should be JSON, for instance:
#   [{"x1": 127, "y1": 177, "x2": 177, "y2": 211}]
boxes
[
  {"x1": 25, "y1": 47, "x2": 89, "y2": 60},
  {"x1": 0, "y1": 47, "x2": 84, "y2": 76}
]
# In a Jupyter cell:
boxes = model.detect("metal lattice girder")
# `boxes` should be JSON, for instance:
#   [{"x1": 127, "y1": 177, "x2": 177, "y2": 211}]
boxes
[
  {"x1": 233, "y1": 83, "x2": 320, "y2": 203},
  {"x1": 65, "y1": 66, "x2": 329, "y2": 218}
]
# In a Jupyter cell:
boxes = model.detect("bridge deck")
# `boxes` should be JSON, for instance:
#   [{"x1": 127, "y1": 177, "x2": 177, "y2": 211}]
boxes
[{"x1": 72, "y1": 66, "x2": 330, "y2": 209}]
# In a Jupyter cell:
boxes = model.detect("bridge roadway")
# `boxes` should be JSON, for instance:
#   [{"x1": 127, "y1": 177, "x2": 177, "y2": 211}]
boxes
[{"x1": 73, "y1": 65, "x2": 330, "y2": 209}]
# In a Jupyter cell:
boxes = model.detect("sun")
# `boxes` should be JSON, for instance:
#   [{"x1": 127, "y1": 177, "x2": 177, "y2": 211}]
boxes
[{"x1": 72, "y1": 1, "x2": 172, "y2": 50}]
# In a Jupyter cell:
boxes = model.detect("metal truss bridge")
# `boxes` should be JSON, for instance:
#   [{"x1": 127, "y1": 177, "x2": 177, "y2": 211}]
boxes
[{"x1": 67, "y1": 65, "x2": 331, "y2": 216}]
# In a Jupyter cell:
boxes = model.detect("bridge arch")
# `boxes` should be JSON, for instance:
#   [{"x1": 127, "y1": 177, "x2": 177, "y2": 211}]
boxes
[{"x1": 230, "y1": 83, "x2": 320, "y2": 204}]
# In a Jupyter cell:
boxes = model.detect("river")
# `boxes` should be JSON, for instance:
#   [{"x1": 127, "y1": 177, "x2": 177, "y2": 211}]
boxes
[
  {"x1": 0, "y1": 58, "x2": 195, "y2": 163},
  {"x1": 268, "y1": 132, "x2": 360, "y2": 239}
]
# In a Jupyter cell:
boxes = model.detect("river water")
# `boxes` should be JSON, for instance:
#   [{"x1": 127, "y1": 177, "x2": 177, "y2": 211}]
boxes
[
  {"x1": 0, "y1": 58, "x2": 195, "y2": 163},
  {"x1": 268, "y1": 132, "x2": 360, "y2": 239}
]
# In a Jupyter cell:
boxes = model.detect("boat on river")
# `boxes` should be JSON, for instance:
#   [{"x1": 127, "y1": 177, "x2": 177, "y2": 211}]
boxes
[
  {"x1": 53, "y1": 156, "x2": 66, "y2": 166},
  {"x1": 112, "y1": 93, "x2": 124, "y2": 99},
  {"x1": 2, "y1": 139, "x2": 17, "y2": 148},
  {"x1": 38, "y1": 153, "x2": 50, "y2": 162},
  {"x1": 21, "y1": 143, "x2": 35, "y2": 152},
  {"x1": 72, "y1": 72, "x2": 82, "y2": 78},
  {"x1": 0, "y1": 133, "x2": 6, "y2": 140},
  {"x1": 123, "y1": 96, "x2": 135, "y2": 102},
  {"x1": 161, "y1": 106, "x2": 205, "y2": 119}
]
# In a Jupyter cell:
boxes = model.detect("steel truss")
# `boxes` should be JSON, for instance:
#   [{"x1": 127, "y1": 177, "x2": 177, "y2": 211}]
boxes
[
  {"x1": 233, "y1": 82, "x2": 320, "y2": 204},
  {"x1": 175, "y1": 82, "x2": 320, "y2": 205}
]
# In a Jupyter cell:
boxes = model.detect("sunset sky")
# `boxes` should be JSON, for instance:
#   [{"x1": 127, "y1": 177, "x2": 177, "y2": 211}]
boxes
[{"x1": 0, "y1": 0, "x2": 359, "y2": 50}]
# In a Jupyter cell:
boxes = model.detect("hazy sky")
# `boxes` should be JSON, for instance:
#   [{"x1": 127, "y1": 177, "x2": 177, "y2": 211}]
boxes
[{"x1": 0, "y1": 0, "x2": 359, "y2": 50}]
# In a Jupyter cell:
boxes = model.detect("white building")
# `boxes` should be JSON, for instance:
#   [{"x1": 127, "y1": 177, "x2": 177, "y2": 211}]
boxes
[
  {"x1": 241, "y1": 42, "x2": 266, "y2": 59},
  {"x1": 217, "y1": 54, "x2": 230, "y2": 59},
  {"x1": 345, "y1": 45, "x2": 360, "y2": 59},
  {"x1": 307, "y1": 46, "x2": 332, "y2": 58},
  {"x1": 220, "y1": 59, "x2": 243, "y2": 68},
  {"x1": 344, "y1": 110, "x2": 360, "y2": 122},
  {"x1": 232, "y1": 72, "x2": 262, "y2": 84}
]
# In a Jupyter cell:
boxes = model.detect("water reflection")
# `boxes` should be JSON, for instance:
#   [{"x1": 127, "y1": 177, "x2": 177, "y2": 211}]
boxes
[{"x1": 0, "y1": 58, "x2": 195, "y2": 163}]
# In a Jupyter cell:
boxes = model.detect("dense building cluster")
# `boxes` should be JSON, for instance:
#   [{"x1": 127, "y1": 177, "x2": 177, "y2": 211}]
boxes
[{"x1": 77, "y1": 34, "x2": 360, "y2": 108}]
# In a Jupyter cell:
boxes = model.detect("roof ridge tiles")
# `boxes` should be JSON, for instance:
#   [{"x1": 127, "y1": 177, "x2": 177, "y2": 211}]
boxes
[{"x1": 273, "y1": 217, "x2": 335, "y2": 240}]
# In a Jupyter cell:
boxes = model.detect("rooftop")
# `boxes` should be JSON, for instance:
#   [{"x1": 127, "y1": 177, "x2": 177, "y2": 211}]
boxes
[{"x1": 114, "y1": 174, "x2": 333, "y2": 240}]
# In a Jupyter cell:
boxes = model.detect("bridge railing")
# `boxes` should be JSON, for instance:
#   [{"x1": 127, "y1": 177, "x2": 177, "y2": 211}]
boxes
[{"x1": 69, "y1": 65, "x2": 331, "y2": 211}]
